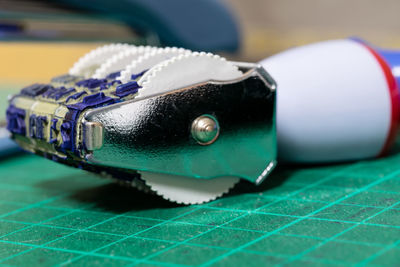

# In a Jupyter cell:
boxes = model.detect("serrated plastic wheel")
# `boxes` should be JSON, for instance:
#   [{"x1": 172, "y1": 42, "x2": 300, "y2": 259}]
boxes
[
  {"x1": 118, "y1": 47, "x2": 191, "y2": 83},
  {"x1": 137, "y1": 51, "x2": 242, "y2": 98},
  {"x1": 92, "y1": 46, "x2": 159, "y2": 79},
  {"x1": 140, "y1": 172, "x2": 239, "y2": 205},
  {"x1": 137, "y1": 51, "x2": 243, "y2": 204},
  {"x1": 69, "y1": 43, "x2": 133, "y2": 78}
]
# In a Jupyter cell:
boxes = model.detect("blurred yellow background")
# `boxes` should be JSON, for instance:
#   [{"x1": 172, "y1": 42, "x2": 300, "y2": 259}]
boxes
[
  {"x1": 229, "y1": 0, "x2": 400, "y2": 60},
  {"x1": 2, "y1": 0, "x2": 400, "y2": 84},
  {"x1": 0, "y1": 43, "x2": 100, "y2": 84}
]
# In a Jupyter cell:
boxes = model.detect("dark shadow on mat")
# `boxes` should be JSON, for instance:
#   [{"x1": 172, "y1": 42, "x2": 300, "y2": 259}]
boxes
[
  {"x1": 224, "y1": 165, "x2": 296, "y2": 197},
  {"x1": 0, "y1": 150, "x2": 26, "y2": 162},
  {"x1": 36, "y1": 173, "x2": 180, "y2": 213},
  {"x1": 386, "y1": 141, "x2": 400, "y2": 157},
  {"x1": 36, "y1": 167, "x2": 296, "y2": 213},
  {"x1": 35, "y1": 152, "x2": 376, "y2": 212},
  {"x1": 69, "y1": 182, "x2": 181, "y2": 212},
  {"x1": 223, "y1": 158, "x2": 353, "y2": 198},
  {"x1": 35, "y1": 165, "x2": 308, "y2": 213}
]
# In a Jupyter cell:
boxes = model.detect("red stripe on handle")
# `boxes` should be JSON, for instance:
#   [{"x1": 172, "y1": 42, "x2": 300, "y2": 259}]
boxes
[{"x1": 361, "y1": 44, "x2": 400, "y2": 156}]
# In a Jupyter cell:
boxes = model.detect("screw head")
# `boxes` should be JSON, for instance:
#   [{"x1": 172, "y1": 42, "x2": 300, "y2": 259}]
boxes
[{"x1": 191, "y1": 115, "x2": 220, "y2": 145}]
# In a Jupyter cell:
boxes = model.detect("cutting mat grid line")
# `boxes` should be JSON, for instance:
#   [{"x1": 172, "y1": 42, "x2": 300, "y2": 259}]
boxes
[
  {"x1": 200, "y1": 166, "x2": 400, "y2": 266},
  {"x1": 3, "y1": 186, "x2": 400, "y2": 210},
  {"x1": 0, "y1": 215, "x2": 395, "y2": 251},
  {"x1": 0, "y1": 154, "x2": 399, "y2": 266},
  {"x1": 0, "y1": 215, "x2": 396, "y2": 250},
  {"x1": 280, "y1": 189, "x2": 400, "y2": 265},
  {"x1": 3, "y1": 193, "x2": 400, "y2": 215}
]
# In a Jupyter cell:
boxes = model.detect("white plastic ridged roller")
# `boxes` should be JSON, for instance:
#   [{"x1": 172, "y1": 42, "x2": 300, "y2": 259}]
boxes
[
  {"x1": 65, "y1": 39, "x2": 400, "y2": 204},
  {"x1": 69, "y1": 43, "x2": 135, "y2": 78},
  {"x1": 69, "y1": 45, "x2": 243, "y2": 204},
  {"x1": 260, "y1": 39, "x2": 399, "y2": 163},
  {"x1": 134, "y1": 51, "x2": 244, "y2": 204},
  {"x1": 118, "y1": 47, "x2": 191, "y2": 84},
  {"x1": 92, "y1": 46, "x2": 158, "y2": 79}
]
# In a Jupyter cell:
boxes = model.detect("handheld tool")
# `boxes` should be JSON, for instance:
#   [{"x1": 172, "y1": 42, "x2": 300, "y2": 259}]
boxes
[
  {"x1": 260, "y1": 39, "x2": 400, "y2": 163},
  {"x1": 6, "y1": 44, "x2": 276, "y2": 204},
  {"x1": 7, "y1": 39, "x2": 400, "y2": 204}
]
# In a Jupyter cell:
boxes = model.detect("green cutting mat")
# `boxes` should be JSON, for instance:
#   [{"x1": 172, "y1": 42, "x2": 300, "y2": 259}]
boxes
[{"x1": 0, "y1": 152, "x2": 399, "y2": 267}]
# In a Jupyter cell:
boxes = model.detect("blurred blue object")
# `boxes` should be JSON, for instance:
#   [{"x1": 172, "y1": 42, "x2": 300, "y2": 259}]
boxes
[
  {"x1": 0, "y1": 127, "x2": 21, "y2": 158},
  {"x1": 54, "y1": 0, "x2": 240, "y2": 52},
  {"x1": 376, "y1": 48, "x2": 400, "y2": 86},
  {"x1": 0, "y1": 22, "x2": 23, "y2": 34}
]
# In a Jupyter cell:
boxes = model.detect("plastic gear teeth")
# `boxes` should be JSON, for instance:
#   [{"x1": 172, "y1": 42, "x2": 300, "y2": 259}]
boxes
[
  {"x1": 118, "y1": 47, "x2": 191, "y2": 83},
  {"x1": 92, "y1": 46, "x2": 159, "y2": 79},
  {"x1": 130, "y1": 50, "x2": 243, "y2": 204},
  {"x1": 99, "y1": 171, "x2": 113, "y2": 179},
  {"x1": 137, "y1": 51, "x2": 242, "y2": 99},
  {"x1": 99, "y1": 171, "x2": 152, "y2": 194},
  {"x1": 69, "y1": 44, "x2": 244, "y2": 205},
  {"x1": 126, "y1": 178, "x2": 152, "y2": 193},
  {"x1": 141, "y1": 173, "x2": 239, "y2": 205},
  {"x1": 69, "y1": 43, "x2": 133, "y2": 77}
]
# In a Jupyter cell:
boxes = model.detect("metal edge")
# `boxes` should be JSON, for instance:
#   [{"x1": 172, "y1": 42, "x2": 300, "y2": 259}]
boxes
[
  {"x1": 255, "y1": 160, "x2": 277, "y2": 185},
  {"x1": 83, "y1": 61, "x2": 276, "y2": 121}
]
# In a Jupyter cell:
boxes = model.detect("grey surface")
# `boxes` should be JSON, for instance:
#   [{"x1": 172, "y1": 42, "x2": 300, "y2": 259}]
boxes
[{"x1": 227, "y1": 0, "x2": 400, "y2": 60}]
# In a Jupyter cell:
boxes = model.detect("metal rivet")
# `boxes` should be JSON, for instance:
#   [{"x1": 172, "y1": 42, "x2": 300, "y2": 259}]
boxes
[
  {"x1": 83, "y1": 121, "x2": 104, "y2": 151},
  {"x1": 191, "y1": 115, "x2": 220, "y2": 145}
]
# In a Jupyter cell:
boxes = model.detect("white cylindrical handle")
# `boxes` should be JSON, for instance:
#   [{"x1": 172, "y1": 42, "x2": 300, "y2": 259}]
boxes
[{"x1": 260, "y1": 39, "x2": 398, "y2": 163}]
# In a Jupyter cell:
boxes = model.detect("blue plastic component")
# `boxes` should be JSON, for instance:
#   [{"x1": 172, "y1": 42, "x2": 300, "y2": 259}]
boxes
[
  {"x1": 376, "y1": 48, "x2": 400, "y2": 86},
  {"x1": 76, "y1": 78, "x2": 107, "y2": 89},
  {"x1": 51, "y1": 74, "x2": 78, "y2": 84},
  {"x1": 62, "y1": 92, "x2": 117, "y2": 152},
  {"x1": 29, "y1": 114, "x2": 36, "y2": 138},
  {"x1": 53, "y1": 0, "x2": 240, "y2": 52},
  {"x1": 106, "y1": 71, "x2": 121, "y2": 79},
  {"x1": 100, "y1": 80, "x2": 122, "y2": 90},
  {"x1": 36, "y1": 116, "x2": 48, "y2": 140},
  {"x1": 0, "y1": 22, "x2": 23, "y2": 34},
  {"x1": 44, "y1": 86, "x2": 76, "y2": 100},
  {"x1": 6, "y1": 105, "x2": 26, "y2": 135},
  {"x1": 8, "y1": 75, "x2": 139, "y2": 155},
  {"x1": 99, "y1": 84, "x2": 108, "y2": 90},
  {"x1": 54, "y1": 87, "x2": 76, "y2": 100},
  {"x1": 60, "y1": 122, "x2": 72, "y2": 150},
  {"x1": 42, "y1": 87, "x2": 57, "y2": 98},
  {"x1": 115, "y1": 81, "x2": 140, "y2": 97},
  {"x1": 109, "y1": 80, "x2": 122, "y2": 86},
  {"x1": 28, "y1": 115, "x2": 48, "y2": 139},
  {"x1": 21, "y1": 84, "x2": 50, "y2": 97},
  {"x1": 131, "y1": 70, "x2": 147, "y2": 80},
  {"x1": 80, "y1": 92, "x2": 114, "y2": 106},
  {"x1": 50, "y1": 118, "x2": 58, "y2": 144},
  {"x1": 66, "y1": 91, "x2": 87, "y2": 102}
]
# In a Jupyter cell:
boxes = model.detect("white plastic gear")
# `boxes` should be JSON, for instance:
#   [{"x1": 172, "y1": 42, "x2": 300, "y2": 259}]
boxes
[
  {"x1": 69, "y1": 43, "x2": 133, "y2": 78},
  {"x1": 70, "y1": 46, "x2": 244, "y2": 204},
  {"x1": 140, "y1": 172, "x2": 239, "y2": 205},
  {"x1": 137, "y1": 51, "x2": 243, "y2": 99},
  {"x1": 137, "y1": 51, "x2": 243, "y2": 204},
  {"x1": 92, "y1": 46, "x2": 159, "y2": 79},
  {"x1": 118, "y1": 47, "x2": 191, "y2": 83},
  {"x1": 99, "y1": 170, "x2": 152, "y2": 193},
  {"x1": 129, "y1": 178, "x2": 152, "y2": 193}
]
